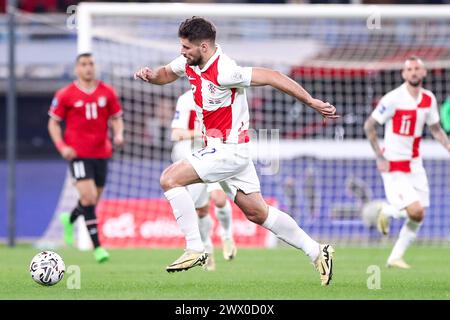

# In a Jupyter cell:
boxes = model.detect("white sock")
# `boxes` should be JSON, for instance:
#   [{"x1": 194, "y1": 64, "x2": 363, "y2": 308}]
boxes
[
  {"x1": 164, "y1": 187, "x2": 204, "y2": 252},
  {"x1": 383, "y1": 203, "x2": 407, "y2": 219},
  {"x1": 388, "y1": 219, "x2": 421, "y2": 263},
  {"x1": 198, "y1": 215, "x2": 214, "y2": 253},
  {"x1": 262, "y1": 206, "x2": 320, "y2": 262},
  {"x1": 215, "y1": 200, "x2": 233, "y2": 240}
]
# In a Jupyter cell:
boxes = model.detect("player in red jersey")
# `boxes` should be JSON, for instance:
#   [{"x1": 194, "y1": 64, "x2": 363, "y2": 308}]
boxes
[
  {"x1": 364, "y1": 56, "x2": 450, "y2": 269},
  {"x1": 135, "y1": 17, "x2": 338, "y2": 286},
  {"x1": 48, "y1": 53, "x2": 124, "y2": 263}
]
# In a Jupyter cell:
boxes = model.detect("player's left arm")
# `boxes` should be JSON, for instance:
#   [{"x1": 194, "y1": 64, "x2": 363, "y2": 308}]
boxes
[
  {"x1": 108, "y1": 87, "x2": 124, "y2": 146},
  {"x1": 429, "y1": 122, "x2": 450, "y2": 152},
  {"x1": 427, "y1": 94, "x2": 450, "y2": 152},
  {"x1": 111, "y1": 116, "x2": 124, "y2": 146},
  {"x1": 250, "y1": 67, "x2": 338, "y2": 119}
]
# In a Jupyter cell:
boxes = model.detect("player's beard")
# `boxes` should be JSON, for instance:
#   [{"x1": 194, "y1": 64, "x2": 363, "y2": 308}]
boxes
[
  {"x1": 408, "y1": 77, "x2": 422, "y2": 87},
  {"x1": 186, "y1": 55, "x2": 202, "y2": 66}
]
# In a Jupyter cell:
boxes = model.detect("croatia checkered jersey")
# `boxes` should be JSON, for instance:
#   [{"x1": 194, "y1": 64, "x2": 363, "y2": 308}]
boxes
[
  {"x1": 169, "y1": 45, "x2": 252, "y2": 144},
  {"x1": 371, "y1": 83, "x2": 440, "y2": 161},
  {"x1": 171, "y1": 90, "x2": 202, "y2": 161},
  {"x1": 48, "y1": 81, "x2": 123, "y2": 158},
  {"x1": 171, "y1": 90, "x2": 199, "y2": 132}
]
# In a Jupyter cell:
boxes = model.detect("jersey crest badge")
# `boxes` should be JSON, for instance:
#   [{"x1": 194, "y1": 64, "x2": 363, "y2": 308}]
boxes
[
  {"x1": 98, "y1": 96, "x2": 107, "y2": 107},
  {"x1": 208, "y1": 83, "x2": 216, "y2": 94}
]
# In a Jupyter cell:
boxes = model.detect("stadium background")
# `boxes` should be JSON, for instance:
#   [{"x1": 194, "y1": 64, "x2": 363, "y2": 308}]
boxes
[
  {"x1": 1, "y1": 1, "x2": 450, "y2": 248},
  {"x1": 0, "y1": 1, "x2": 450, "y2": 245}
]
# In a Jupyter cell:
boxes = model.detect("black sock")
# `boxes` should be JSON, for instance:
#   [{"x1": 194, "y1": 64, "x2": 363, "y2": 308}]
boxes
[
  {"x1": 81, "y1": 204, "x2": 101, "y2": 248},
  {"x1": 70, "y1": 201, "x2": 84, "y2": 224}
]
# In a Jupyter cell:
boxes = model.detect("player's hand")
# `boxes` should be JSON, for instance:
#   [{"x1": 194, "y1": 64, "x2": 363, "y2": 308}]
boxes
[
  {"x1": 134, "y1": 67, "x2": 153, "y2": 82},
  {"x1": 376, "y1": 156, "x2": 390, "y2": 173},
  {"x1": 114, "y1": 133, "x2": 124, "y2": 147},
  {"x1": 309, "y1": 99, "x2": 340, "y2": 119},
  {"x1": 60, "y1": 146, "x2": 77, "y2": 161}
]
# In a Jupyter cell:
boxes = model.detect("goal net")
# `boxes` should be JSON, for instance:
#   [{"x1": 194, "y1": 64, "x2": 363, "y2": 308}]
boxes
[{"x1": 38, "y1": 3, "x2": 450, "y2": 249}]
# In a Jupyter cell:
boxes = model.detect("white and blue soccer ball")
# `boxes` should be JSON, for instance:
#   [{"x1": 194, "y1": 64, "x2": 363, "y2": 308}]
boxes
[{"x1": 29, "y1": 251, "x2": 65, "y2": 286}]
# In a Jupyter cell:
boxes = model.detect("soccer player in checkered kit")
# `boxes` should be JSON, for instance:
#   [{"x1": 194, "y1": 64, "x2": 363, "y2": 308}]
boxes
[
  {"x1": 171, "y1": 90, "x2": 238, "y2": 271},
  {"x1": 135, "y1": 17, "x2": 338, "y2": 285},
  {"x1": 364, "y1": 56, "x2": 450, "y2": 269}
]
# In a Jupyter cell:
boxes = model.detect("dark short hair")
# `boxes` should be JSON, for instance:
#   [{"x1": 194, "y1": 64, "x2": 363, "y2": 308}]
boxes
[
  {"x1": 405, "y1": 55, "x2": 423, "y2": 63},
  {"x1": 178, "y1": 17, "x2": 216, "y2": 43},
  {"x1": 76, "y1": 53, "x2": 93, "y2": 63}
]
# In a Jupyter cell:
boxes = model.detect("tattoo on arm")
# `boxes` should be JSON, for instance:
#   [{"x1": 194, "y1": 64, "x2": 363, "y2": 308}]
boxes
[{"x1": 364, "y1": 117, "x2": 384, "y2": 158}]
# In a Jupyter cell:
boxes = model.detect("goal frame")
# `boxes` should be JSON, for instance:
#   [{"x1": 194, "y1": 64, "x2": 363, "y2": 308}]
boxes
[{"x1": 77, "y1": 2, "x2": 450, "y2": 54}]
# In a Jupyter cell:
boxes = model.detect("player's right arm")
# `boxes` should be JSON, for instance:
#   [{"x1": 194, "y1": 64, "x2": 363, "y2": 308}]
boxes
[
  {"x1": 364, "y1": 95, "x2": 395, "y2": 173},
  {"x1": 171, "y1": 128, "x2": 202, "y2": 142},
  {"x1": 47, "y1": 90, "x2": 77, "y2": 161},
  {"x1": 47, "y1": 118, "x2": 77, "y2": 161},
  {"x1": 171, "y1": 92, "x2": 202, "y2": 142},
  {"x1": 364, "y1": 117, "x2": 389, "y2": 172},
  {"x1": 133, "y1": 65, "x2": 179, "y2": 85}
]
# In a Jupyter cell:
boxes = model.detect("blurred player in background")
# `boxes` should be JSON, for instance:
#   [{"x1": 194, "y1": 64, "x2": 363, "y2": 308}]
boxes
[
  {"x1": 364, "y1": 56, "x2": 450, "y2": 269},
  {"x1": 440, "y1": 95, "x2": 450, "y2": 133},
  {"x1": 48, "y1": 53, "x2": 124, "y2": 263},
  {"x1": 134, "y1": 17, "x2": 338, "y2": 285},
  {"x1": 171, "y1": 90, "x2": 237, "y2": 271}
]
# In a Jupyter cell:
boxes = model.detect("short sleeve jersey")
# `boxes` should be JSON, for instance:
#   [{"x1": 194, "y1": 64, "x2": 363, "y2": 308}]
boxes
[
  {"x1": 48, "y1": 81, "x2": 123, "y2": 158},
  {"x1": 171, "y1": 90, "x2": 203, "y2": 161},
  {"x1": 171, "y1": 90, "x2": 199, "y2": 131},
  {"x1": 371, "y1": 83, "x2": 440, "y2": 161},
  {"x1": 169, "y1": 45, "x2": 252, "y2": 144}
]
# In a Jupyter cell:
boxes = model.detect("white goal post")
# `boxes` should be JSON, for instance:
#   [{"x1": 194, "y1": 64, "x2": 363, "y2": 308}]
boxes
[{"x1": 77, "y1": 3, "x2": 450, "y2": 54}]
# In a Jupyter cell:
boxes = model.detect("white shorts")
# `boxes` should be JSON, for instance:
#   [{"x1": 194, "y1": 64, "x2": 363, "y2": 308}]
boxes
[
  {"x1": 381, "y1": 160, "x2": 430, "y2": 209},
  {"x1": 186, "y1": 182, "x2": 223, "y2": 209},
  {"x1": 187, "y1": 142, "x2": 261, "y2": 201}
]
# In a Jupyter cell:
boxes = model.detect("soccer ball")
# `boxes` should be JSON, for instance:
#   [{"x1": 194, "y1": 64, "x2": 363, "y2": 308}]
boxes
[{"x1": 29, "y1": 251, "x2": 65, "y2": 286}]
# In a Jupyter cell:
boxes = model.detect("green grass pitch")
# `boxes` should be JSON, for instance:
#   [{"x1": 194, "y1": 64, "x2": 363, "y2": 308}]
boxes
[{"x1": 1, "y1": 244, "x2": 449, "y2": 300}]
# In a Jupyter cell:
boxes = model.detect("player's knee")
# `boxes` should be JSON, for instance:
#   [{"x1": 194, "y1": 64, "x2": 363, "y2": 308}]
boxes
[
  {"x1": 79, "y1": 194, "x2": 97, "y2": 206},
  {"x1": 406, "y1": 203, "x2": 425, "y2": 222},
  {"x1": 212, "y1": 192, "x2": 227, "y2": 208},
  {"x1": 244, "y1": 206, "x2": 267, "y2": 225},
  {"x1": 196, "y1": 206, "x2": 209, "y2": 218},
  {"x1": 160, "y1": 170, "x2": 177, "y2": 191},
  {"x1": 409, "y1": 207, "x2": 425, "y2": 222}
]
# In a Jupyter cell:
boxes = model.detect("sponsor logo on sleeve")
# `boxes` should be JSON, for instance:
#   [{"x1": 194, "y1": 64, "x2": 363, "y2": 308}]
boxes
[
  {"x1": 232, "y1": 70, "x2": 243, "y2": 82},
  {"x1": 377, "y1": 104, "x2": 387, "y2": 114},
  {"x1": 51, "y1": 97, "x2": 58, "y2": 108}
]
